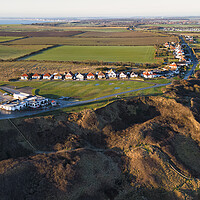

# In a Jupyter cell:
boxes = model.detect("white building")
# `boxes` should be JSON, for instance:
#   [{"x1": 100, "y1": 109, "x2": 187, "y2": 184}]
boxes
[
  {"x1": 119, "y1": 72, "x2": 127, "y2": 79},
  {"x1": 76, "y1": 73, "x2": 85, "y2": 81}
]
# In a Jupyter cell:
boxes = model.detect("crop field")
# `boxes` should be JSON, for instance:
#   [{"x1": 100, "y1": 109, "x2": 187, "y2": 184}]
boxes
[
  {"x1": 0, "y1": 36, "x2": 22, "y2": 42},
  {"x1": 0, "y1": 24, "x2": 128, "y2": 32},
  {"x1": 2, "y1": 80, "x2": 153, "y2": 100},
  {"x1": 25, "y1": 45, "x2": 157, "y2": 63},
  {"x1": 0, "y1": 31, "x2": 84, "y2": 37},
  {"x1": 0, "y1": 45, "x2": 50, "y2": 60},
  {"x1": 7, "y1": 35, "x2": 177, "y2": 46}
]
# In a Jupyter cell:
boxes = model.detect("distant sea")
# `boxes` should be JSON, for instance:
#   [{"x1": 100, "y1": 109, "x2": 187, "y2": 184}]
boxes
[{"x1": 0, "y1": 19, "x2": 53, "y2": 25}]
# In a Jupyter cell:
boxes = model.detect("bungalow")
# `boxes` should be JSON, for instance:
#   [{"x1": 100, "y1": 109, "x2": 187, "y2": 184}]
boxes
[
  {"x1": 21, "y1": 74, "x2": 28, "y2": 80},
  {"x1": 169, "y1": 63, "x2": 178, "y2": 70},
  {"x1": 119, "y1": 72, "x2": 127, "y2": 79},
  {"x1": 65, "y1": 71, "x2": 74, "y2": 80},
  {"x1": 97, "y1": 71, "x2": 105, "y2": 79},
  {"x1": 142, "y1": 71, "x2": 158, "y2": 78},
  {"x1": 43, "y1": 73, "x2": 51, "y2": 80},
  {"x1": 164, "y1": 42, "x2": 170, "y2": 48},
  {"x1": 87, "y1": 72, "x2": 95, "y2": 80},
  {"x1": 130, "y1": 72, "x2": 138, "y2": 78},
  {"x1": 107, "y1": 69, "x2": 117, "y2": 78},
  {"x1": 54, "y1": 73, "x2": 63, "y2": 80},
  {"x1": 76, "y1": 73, "x2": 85, "y2": 81},
  {"x1": 32, "y1": 73, "x2": 41, "y2": 80}
]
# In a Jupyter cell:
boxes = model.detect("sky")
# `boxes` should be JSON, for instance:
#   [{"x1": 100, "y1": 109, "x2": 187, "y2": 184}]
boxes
[{"x1": 0, "y1": 0, "x2": 200, "y2": 18}]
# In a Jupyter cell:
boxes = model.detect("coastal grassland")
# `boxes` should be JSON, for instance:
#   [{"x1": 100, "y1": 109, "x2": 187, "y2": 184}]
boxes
[
  {"x1": 7, "y1": 36, "x2": 177, "y2": 46},
  {"x1": 0, "y1": 36, "x2": 22, "y2": 42},
  {"x1": 25, "y1": 45, "x2": 158, "y2": 63},
  {"x1": 1, "y1": 80, "x2": 154, "y2": 100},
  {"x1": 0, "y1": 45, "x2": 50, "y2": 60}
]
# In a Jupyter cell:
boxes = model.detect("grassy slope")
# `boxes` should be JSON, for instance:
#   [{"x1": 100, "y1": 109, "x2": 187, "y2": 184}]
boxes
[
  {"x1": 0, "y1": 45, "x2": 50, "y2": 60},
  {"x1": 26, "y1": 45, "x2": 157, "y2": 63}
]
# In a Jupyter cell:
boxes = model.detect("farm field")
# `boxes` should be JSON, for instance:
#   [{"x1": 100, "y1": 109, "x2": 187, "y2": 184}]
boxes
[
  {"x1": 7, "y1": 36, "x2": 177, "y2": 46},
  {"x1": 0, "y1": 36, "x2": 22, "y2": 42},
  {"x1": 1, "y1": 80, "x2": 154, "y2": 101},
  {"x1": 0, "y1": 45, "x2": 50, "y2": 60},
  {"x1": 0, "y1": 24, "x2": 128, "y2": 32},
  {"x1": 25, "y1": 45, "x2": 158, "y2": 63}
]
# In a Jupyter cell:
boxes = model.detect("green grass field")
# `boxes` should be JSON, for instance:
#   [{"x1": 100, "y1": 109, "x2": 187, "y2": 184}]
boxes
[
  {"x1": 26, "y1": 45, "x2": 158, "y2": 63},
  {"x1": 0, "y1": 36, "x2": 22, "y2": 42},
  {"x1": 2, "y1": 80, "x2": 154, "y2": 101},
  {"x1": 0, "y1": 45, "x2": 50, "y2": 60}
]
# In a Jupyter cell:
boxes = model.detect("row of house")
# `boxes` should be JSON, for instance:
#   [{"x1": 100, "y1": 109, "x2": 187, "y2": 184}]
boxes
[{"x1": 21, "y1": 70, "x2": 139, "y2": 81}]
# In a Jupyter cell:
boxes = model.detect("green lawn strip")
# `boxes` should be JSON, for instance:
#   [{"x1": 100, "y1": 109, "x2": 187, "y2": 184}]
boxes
[
  {"x1": 1, "y1": 80, "x2": 154, "y2": 101},
  {"x1": 26, "y1": 45, "x2": 157, "y2": 63}
]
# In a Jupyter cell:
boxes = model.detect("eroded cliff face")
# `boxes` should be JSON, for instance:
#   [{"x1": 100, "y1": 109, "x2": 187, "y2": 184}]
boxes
[{"x1": 1, "y1": 95, "x2": 200, "y2": 200}]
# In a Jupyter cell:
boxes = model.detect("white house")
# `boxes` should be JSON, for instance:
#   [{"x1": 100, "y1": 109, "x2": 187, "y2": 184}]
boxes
[
  {"x1": 21, "y1": 74, "x2": 28, "y2": 80},
  {"x1": 87, "y1": 72, "x2": 95, "y2": 79},
  {"x1": 65, "y1": 71, "x2": 74, "y2": 80},
  {"x1": 97, "y1": 71, "x2": 105, "y2": 79},
  {"x1": 130, "y1": 72, "x2": 138, "y2": 78},
  {"x1": 119, "y1": 72, "x2": 127, "y2": 79},
  {"x1": 142, "y1": 71, "x2": 158, "y2": 78},
  {"x1": 107, "y1": 69, "x2": 117, "y2": 78},
  {"x1": 76, "y1": 73, "x2": 85, "y2": 81},
  {"x1": 43, "y1": 73, "x2": 51, "y2": 80},
  {"x1": 54, "y1": 73, "x2": 62, "y2": 80},
  {"x1": 32, "y1": 73, "x2": 41, "y2": 80}
]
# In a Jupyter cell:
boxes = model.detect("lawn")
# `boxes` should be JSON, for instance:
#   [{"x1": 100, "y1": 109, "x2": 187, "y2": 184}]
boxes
[
  {"x1": 0, "y1": 36, "x2": 22, "y2": 42},
  {"x1": 3, "y1": 80, "x2": 154, "y2": 101},
  {"x1": 0, "y1": 45, "x2": 50, "y2": 60},
  {"x1": 26, "y1": 45, "x2": 158, "y2": 63}
]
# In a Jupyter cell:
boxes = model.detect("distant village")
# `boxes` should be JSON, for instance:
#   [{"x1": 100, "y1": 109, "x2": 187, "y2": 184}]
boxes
[{"x1": 20, "y1": 41, "x2": 191, "y2": 81}]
